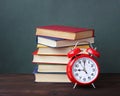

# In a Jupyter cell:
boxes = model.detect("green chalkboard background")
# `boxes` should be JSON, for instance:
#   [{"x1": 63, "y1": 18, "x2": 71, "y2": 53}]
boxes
[{"x1": 0, "y1": 0, "x2": 120, "y2": 73}]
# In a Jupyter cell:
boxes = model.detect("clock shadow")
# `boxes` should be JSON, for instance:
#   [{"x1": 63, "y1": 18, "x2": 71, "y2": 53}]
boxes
[
  {"x1": 73, "y1": 82, "x2": 113, "y2": 89},
  {"x1": 74, "y1": 84, "x2": 95, "y2": 89}
]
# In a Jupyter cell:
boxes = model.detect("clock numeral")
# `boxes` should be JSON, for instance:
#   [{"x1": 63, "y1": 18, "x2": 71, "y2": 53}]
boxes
[
  {"x1": 75, "y1": 73, "x2": 79, "y2": 76},
  {"x1": 92, "y1": 68, "x2": 95, "y2": 72},
  {"x1": 83, "y1": 59, "x2": 86, "y2": 63},
  {"x1": 83, "y1": 78, "x2": 86, "y2": 81},
  {"x1": 78, "y1": 61, "x2": 81, "y2": 64},
  {"x1": 91, "y1": 64, "x2": 94, "y2": 67},
  {"x1": 88, "y1": 76, "x2": 91, "y2": 80},
  {"x1": 75, "y1": 64, "x2": 79, "y2": 68},
  {"x1": 91, "y1": 73, "x2": 94, "y2": 76},
  {"x1": 73, "y1": 68, "x2": 77, "y2": 72},
  {"x1": 79, "y1": 76, "x2": 82, "y2": 79}
]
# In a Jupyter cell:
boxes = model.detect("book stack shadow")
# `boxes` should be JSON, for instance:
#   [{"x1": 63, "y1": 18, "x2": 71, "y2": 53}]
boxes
[{"x1": 32, "y1": 25, "x2": 94, "y2": 83}]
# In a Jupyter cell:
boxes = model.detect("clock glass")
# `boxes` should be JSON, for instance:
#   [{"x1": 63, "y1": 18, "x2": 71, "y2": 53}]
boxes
[{"x1": 72, "y1": 57, "x2": 99, "y2": 84}]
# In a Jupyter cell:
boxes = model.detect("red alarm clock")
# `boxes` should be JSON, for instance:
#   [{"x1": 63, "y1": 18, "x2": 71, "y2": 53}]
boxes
[{"x1": 66, "y1": 42, "x2": 100, "y2": 89}]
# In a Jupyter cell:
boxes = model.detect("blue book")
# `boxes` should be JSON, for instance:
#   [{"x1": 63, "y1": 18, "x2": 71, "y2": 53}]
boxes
[{"x1": 36, "y1": 36, "x2": 94, "y2": 47}]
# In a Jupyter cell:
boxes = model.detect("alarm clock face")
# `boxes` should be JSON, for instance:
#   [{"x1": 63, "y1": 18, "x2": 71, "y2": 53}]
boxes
[{"x1": 72, "y1": 57, "x2": 99, "y2": 84}]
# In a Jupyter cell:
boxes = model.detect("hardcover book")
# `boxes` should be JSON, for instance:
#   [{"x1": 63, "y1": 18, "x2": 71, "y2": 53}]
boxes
[
  {"x1": 33, "y1": 67, "x2": 70, "y2": 83},
  {"x1": 37, "y1": 64, "x2": 66, "y2": 72},
  {"x1": 36, "y1": 25, "x2": 94, "y2": 40},
  {"x1": 32, "y1": 50, "x2": 69, "y2": 64},
  {"x1": 37, "y1": 44, "x2": 89, "y2": 56},
  {"x1": 37, "y1": 36, "x2": 94, "y2": 47}
]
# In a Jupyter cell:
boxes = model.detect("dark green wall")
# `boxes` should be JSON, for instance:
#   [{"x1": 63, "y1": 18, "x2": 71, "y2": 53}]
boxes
[{"x1": 0, "y1": 0, "x2": 120, "y2": 73}]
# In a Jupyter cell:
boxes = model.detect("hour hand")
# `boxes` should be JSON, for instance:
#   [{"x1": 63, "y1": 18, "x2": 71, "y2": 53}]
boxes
[{"x1": 84, "y1": 69, "x2": 88, "y2": 74}]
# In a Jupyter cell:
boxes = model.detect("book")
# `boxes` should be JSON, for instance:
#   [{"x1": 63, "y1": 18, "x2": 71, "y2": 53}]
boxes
[
  {"x1": 33, "y1": 67, "x2": 70, "y2": 83},
  {"x1": 34, "y1": 72, "x2": 70, "y2": 82},
  {"x1": 32, "y1": 55, "x2": 68, "y2": 64},
  {"x1": 36, "y1": 25, "x2": 94, "y2": 40},
  {"x1": 37, "y1": 64, "x2": 66, "y2": 72},
  {"x1": 37, "y1": 44, "x2": 89, "y2": 56},
  {"x1": 37, "y1": 44, "x2": 47, "y2": 48},
  {"x1": 37, "y1": 36, "x2": 94, "y2": 47},
  {"x1": 32, "y1": 50, "x2": 69, "y2": 64}
]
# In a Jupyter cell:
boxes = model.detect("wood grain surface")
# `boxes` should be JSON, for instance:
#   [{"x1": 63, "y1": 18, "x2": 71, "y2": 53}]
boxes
[{"x1": 0, "y1": 74, "x2": 120, "y2": 96}]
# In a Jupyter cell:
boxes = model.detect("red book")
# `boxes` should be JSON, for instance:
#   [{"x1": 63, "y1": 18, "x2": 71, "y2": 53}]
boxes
[{"x1": 36, "y1": 25, "x2": 94, "y2": 40}]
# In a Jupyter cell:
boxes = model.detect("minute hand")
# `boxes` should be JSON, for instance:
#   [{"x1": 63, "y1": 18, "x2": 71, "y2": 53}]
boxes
[
  {"x1": 83, "y1": 59, "x2": 88, "y2": 74},
  {"x1": 78, "y1": 60, "x2": 87, "y2": 74}
]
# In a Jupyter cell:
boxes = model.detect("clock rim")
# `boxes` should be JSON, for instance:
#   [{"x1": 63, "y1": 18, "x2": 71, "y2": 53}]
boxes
[{"x1": 67, "y1": 54, "x2": 100, "y2": 85}]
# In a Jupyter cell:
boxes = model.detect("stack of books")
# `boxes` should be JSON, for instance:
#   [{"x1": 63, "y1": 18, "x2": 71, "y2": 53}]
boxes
[{"x1": 32, "y1": 25, "x2": 95, "y2": 82}]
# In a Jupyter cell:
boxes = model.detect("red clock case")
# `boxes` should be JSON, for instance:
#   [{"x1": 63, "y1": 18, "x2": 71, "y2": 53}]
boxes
[{"x1": 66, "y1": 48, "x2": 100, "y2": 85}]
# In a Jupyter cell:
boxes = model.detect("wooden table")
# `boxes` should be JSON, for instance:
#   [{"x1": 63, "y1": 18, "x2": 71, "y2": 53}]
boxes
[{"x1": 0, "y1": 74, "x2": 120, "y2": 96}]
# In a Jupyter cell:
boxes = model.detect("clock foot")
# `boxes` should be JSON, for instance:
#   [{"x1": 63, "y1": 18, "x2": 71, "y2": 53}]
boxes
[
  {"x1": 91, "y1": 83, "x2": 96, "y2": 88},
  {"x1": 73, "y1": 83, "x2": 77, "y2": 89}
]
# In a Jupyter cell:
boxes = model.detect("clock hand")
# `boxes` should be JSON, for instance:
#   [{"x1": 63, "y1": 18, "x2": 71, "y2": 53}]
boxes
[
  {"x1": 83, "y1": 59, "x2": 86, "y2": 68},
  {"x1": 78, "y1": 60, "x2": 88, "y2": 74},
  {"x1": 83, "y1": 59, "x2": 88, "y2": 74},
  {"x1": 83, "y1": 68, "x2": 88, "y2": 74},
  {"x1": 78, "y1": 61, "x2": 84, "y2": 69},
  {"x1": 77, "y1": 65, "x2": 88, "y2": 74}
]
